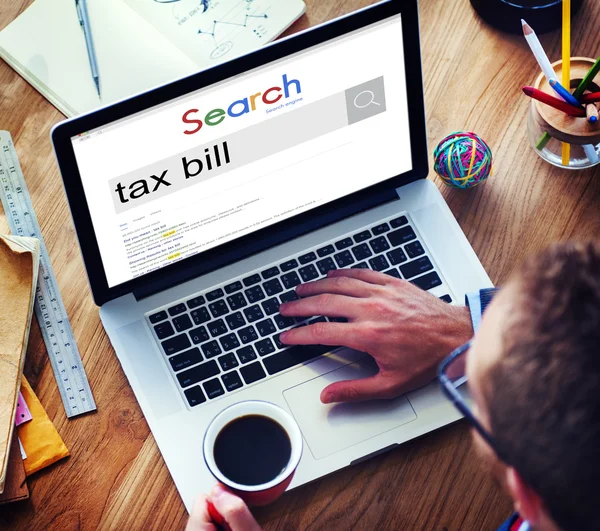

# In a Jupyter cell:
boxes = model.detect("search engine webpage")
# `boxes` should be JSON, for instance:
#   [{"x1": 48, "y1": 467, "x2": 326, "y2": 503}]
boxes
[{"x1": 72, "y1": 15, "x2": 412, "y2": 288}]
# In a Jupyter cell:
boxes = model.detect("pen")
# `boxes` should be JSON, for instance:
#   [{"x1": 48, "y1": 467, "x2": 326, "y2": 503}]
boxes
[
  {"x1": 75, "y1": 0, "x2": 101, "y2": 98},
  {"x1": 522, "y1": 86, "x2": 586, "y2": 116},
  {"x1": 549, "y1": 79, "x2": 581, "y2": 108}
]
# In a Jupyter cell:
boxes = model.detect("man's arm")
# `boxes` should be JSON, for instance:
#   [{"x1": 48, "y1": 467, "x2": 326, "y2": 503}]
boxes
[{"x1": 279, "y1": 269, "x2": 475, "y2": 404}]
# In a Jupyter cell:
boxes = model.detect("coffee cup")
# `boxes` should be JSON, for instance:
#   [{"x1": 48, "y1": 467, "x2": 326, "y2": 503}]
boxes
[{"x1": 203, "y1": 400, "x2": 303, "y2": 506}]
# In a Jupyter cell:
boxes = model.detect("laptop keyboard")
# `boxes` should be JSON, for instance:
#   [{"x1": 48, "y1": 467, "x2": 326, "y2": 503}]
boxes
[{"x1": 146, "y1": 213, "x2": 453, "y2": 409}]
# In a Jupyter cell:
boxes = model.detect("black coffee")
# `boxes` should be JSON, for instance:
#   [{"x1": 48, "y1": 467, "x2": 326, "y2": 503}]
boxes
[{"x1": 213, "y1": 414, "x2": 291, "y2": 486}]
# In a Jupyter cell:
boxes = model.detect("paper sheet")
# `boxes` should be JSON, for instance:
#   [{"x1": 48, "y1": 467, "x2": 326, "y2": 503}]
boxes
[
  {"x1": 18, "y1": 438, "x2": 26, "y2": 460},
  {"x1": 15, "y1": 392, "x2": 32, "y2": 427}
]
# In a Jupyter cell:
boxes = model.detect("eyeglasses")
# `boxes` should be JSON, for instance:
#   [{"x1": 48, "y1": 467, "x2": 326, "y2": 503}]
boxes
[{"x1": 437, "y1": 340, "x2": 508, "y2": 463}]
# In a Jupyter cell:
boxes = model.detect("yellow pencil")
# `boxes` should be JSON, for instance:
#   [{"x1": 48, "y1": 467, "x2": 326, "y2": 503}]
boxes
[{"x1": 562, "y1": 0, "x2": 571, "y2": 166}]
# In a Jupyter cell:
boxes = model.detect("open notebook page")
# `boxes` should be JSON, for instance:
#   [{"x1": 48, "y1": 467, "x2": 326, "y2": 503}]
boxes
[
  {"x1": 125, "y1": 0, "x2": 306, "y2": 68},
  {"x1": 0, "y1": 0, "x2": 198, "y2": 117}
]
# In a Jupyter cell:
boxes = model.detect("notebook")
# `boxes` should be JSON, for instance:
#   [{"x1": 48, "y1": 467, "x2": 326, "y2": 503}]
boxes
[
  {"x1": 0, "y1": 235, "x2": 40, "y2": 494},
  {"x1": 0, "y1": 0, "x2": 305, "y2": 117}
]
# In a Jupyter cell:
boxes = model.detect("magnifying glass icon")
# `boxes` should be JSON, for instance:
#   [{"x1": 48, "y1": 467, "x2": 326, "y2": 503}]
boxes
[{"x1": 353, "y1": 90, "x2": 380, "y2": 109}]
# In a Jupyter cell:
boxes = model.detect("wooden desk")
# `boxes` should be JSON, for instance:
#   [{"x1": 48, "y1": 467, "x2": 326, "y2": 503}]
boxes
[{"x1": 1, "y1": 0, "x2": 599, "y2": 528}]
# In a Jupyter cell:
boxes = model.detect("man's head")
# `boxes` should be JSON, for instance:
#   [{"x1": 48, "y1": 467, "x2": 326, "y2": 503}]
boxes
[{"x1": 467, "y1": 241, "x2": 600, "y2": 531}]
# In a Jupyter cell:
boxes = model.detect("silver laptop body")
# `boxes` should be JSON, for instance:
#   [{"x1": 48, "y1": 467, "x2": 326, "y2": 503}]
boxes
[{"x1": 52, "y1": 0, "x2": 491, "y2": 511}]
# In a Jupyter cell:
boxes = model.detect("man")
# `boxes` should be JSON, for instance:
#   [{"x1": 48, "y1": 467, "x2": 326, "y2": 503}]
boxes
[{"x1": 187, "y1": 241, "x2": 600, "y2": 531}]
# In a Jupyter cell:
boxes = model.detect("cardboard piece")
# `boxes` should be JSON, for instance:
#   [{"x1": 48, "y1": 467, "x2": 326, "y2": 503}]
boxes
[
  {"x1": 0, "y1": 235, "x2": 40, "y2": 493},
  {"x1": 0, "y1": 431, "x2": 29, "y2": 505}
]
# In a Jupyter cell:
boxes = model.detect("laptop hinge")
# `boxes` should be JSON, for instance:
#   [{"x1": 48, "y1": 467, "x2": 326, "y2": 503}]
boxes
[{"x1": 133, "y1": 187, "x2": 398, "y2": 302}]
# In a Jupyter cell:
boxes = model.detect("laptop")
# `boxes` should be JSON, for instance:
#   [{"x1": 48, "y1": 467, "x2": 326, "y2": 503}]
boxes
[{"x1": 51, "y1": 0, "x2": 491, "y2": 511}]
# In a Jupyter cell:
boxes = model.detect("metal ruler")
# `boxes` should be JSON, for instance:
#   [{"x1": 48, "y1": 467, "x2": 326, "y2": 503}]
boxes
[{"x1": 0, "y1": 131, "x2": 96, "y2": 418}]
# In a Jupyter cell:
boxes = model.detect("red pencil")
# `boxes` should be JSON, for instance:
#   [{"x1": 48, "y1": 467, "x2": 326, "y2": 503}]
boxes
[
  {"x1": 580, "y1": 91, "x2": 600, "y2": 104},
  {"x1": 522, "y1": 86, "x2": 586, "y2": 117}
]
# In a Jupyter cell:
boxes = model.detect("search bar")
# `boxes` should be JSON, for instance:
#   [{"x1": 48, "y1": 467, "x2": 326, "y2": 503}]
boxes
[{"x1": 109, "y1": 78, "x2": 387, "y2": 214}]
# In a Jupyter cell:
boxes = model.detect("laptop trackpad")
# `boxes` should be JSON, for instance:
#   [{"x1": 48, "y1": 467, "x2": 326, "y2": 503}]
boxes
[{"x1": 283, "y1": 357, "x2": 417, "y2": 460}]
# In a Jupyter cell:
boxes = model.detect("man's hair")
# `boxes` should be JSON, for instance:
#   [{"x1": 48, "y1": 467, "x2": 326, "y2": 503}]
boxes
[{"x1": 486, "y1": 241, "x2": 600, "y2": 531}]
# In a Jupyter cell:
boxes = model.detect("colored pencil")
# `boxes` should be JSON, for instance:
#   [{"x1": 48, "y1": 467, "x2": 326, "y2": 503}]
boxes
[
  {"x1": 583, "y1": 144, "x2": 599, "y2": 164},
  {"x1": 549, "y1": 79, "x2": 581, "y2": 108},
  {"x1": 573, "y1": 57, "x2": 600, "y2": 100},
  {"x1": 521, "y1": 20, "x2": 557, "y2": 84},
  {"x1": 561, "y1": 0, "x2": 571, "y2": 165},
  {"x1": 522, "y1": 19, "x2": 557, "y2": 151},
  {"x1": 581, "y1": 92, "x2": 600, "y2": 104},
  {"x1": 522, "y1": 86, "x2": 586, "y2": 116},
  {"x1": 536, "y1": 133, "x2": 551, "y2": 151},
  {"x1": 586, "y1": 103, "x2": 598, "y2": 123}
]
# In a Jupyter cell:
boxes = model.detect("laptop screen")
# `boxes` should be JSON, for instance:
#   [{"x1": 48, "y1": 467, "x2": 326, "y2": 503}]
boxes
[{"x1": 71, "y1": 14, "x2": 411, "y2": 289}]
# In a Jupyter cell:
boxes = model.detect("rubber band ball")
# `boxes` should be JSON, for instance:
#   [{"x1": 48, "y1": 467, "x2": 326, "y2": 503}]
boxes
[{"x1": 433, "y1": 132, "x2": 493, "y2": 189}]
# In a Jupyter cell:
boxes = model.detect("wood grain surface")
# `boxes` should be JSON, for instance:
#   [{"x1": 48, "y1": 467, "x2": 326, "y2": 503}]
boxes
[{"x1": 1, "y1": 0, "x2": 600, "y2": 529}]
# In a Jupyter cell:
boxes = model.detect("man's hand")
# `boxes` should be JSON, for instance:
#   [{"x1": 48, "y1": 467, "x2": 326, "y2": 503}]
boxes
[
  {"x1": 186, "y1": 485, "x2": 262, "y2": 531},
  {"x1": 279, "y1": 268, "x2": 473, "y2": 404}
]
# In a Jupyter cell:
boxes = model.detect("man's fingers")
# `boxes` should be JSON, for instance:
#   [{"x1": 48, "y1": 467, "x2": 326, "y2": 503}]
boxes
[
  {"x1": 281, "y1": 322, "x2": 362, "y2": 350},
  {"x1": 209, "y1": 485, "x2": 262, "y2": 531},
  {"x1": 280, "y1": 293, "x2": 360, "y2": 319},
  {"x1": 186, "y1": 494, "x2": 216, "y2": 531},
  {"x1": 295, "y1": 276, "x2": 382, "y2": 298},
  {"x1": 321, "y1": 371, "x2": 436, "y2": 404},
  {"x1": 320, "y1": 373, "x2": 401, "y2": 404},
  {"x1": 327, "y1": 268, "x2": 391, "y2": 285}
]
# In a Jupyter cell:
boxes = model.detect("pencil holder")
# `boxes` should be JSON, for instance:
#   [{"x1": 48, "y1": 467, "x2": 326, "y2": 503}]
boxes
[{"x1": 528, "y1": 57, "x2": 600, "y2": 169}]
